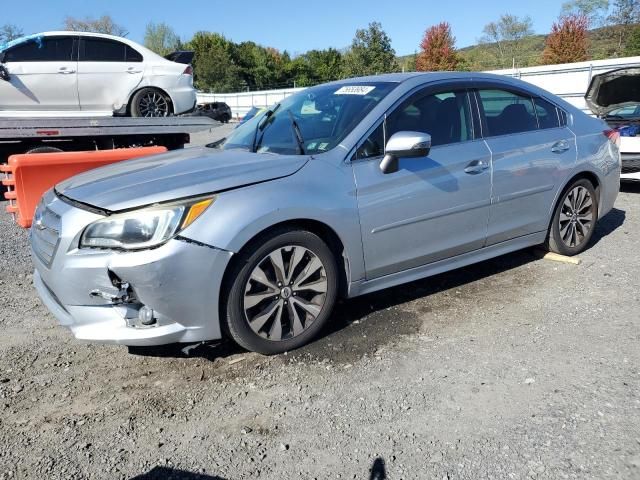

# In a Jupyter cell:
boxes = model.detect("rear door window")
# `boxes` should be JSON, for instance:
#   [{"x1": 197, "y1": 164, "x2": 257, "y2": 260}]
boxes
[
  {"x1": 4, "y1": 36, "x2": 74, "y2": 62},
  {"x1": 80, "y1": 38, "x2": 126, "y2": 62},
  {"x1": 478, "y1": 89, "x2": 538, "y2": 136},
  {"x1": 125, "y1": 45, "x2": 143, "y2": 62},
  {"x1": 534, "y1": 97, "x2": 561, "y2": 129}
]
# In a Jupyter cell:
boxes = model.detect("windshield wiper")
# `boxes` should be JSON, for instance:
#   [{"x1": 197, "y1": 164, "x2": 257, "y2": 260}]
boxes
[
  {"x1": 252, "y1": 103, "x2": 280, "y2": 153},
  {"x1": 287, "y1": 110, "x2": 306, "y2": 155}
]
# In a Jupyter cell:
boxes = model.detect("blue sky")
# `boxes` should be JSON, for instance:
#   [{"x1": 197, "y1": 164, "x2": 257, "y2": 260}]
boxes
[{"x1": 5, "y1": 0, "x2": 568, "y2": 55}]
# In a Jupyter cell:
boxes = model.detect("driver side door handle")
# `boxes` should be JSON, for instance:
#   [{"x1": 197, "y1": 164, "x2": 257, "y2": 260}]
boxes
[
  {"x1": 464, "y1": 159, "x2": 489, "y2": 174},
  {"x1": 551, "y1": 140, "x2": 570, "y2": 153}
]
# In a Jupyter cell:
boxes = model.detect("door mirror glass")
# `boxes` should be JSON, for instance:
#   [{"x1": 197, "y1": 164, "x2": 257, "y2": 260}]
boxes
[
  {"x1": 380, "y1": 131, "x2": 431, "y2": 174},
  {"x1": 0, "y1": 65, "x2": 9, "y2": 82}
]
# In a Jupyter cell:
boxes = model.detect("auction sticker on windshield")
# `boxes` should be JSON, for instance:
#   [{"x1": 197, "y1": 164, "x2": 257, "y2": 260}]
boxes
[{"x1": 334, "y1": 86, "x2": 375, "y2": 95}]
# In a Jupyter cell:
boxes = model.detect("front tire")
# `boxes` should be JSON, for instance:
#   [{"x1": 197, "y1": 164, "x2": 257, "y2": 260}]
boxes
[
  {"x1": 546, "y1": 178, "x2": 598, "y2": 256},
  {"x1": 130, "y1": 88, "x2": 172, "y2": 117},
  {"x1": 222, "y1": 228, "x2": 338, "y2": 355}
]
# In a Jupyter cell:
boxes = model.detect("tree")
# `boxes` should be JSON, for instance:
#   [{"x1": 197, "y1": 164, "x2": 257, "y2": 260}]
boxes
[
  {"x1": 481, "y1": 14, "x2": 535, "y2": 68},
  {"x1": 63, "y1": 15, "x2": 128, "y2": 36},
  {"x1": 607, "y1": 0, "x2": 640, "y2": 52},
  {"x1": 0, "y1": 24, "x2": 23, "y2": 44},
  {"x1": 416, "y1": 22, "x2": 459, "y2": 71},
  {"x1": 144, "y1": 22, "x2": 181, "y2": 56},
  {"x1": 287, "y1": 48, "x2": 343, "y2": 86},
  {"x1": 542, "y1": 14, "x2": 590, "y2": 64},
  {"x1": 185, "y1": 32, "x2": 240, "y2": 92},
  {"x1": 561, "y1": 0, "x2": 610, "y2": 27},
  {"x1": 625, "y1": 26, "x2": 640, "y2": 55},
  {"x1": 342, "y1": 22, "x2": 398, "y2": 77}
]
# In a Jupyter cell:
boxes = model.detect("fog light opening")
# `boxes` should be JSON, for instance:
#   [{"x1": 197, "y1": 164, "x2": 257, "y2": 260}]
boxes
[{"x1": 138, "y1": 306, "x2": 157, "y2": 326}]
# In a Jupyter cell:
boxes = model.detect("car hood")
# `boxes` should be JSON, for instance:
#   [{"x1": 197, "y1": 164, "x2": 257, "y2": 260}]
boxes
[
  {"x1": 585, "y1": 67, "x2": 640, "y2": 117},
  {"x1": 55, "y1": 147, "x2": 309, "y2": 211}
]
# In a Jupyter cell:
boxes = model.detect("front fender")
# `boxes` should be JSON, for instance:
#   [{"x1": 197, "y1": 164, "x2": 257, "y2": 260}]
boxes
[{"x1": 179, "y1": 159, "x2": 366, "y2": 284}]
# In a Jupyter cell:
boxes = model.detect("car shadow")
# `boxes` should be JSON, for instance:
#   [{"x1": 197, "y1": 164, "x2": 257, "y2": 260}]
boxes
[
  {"x1": 130, "y1": 467, "x2": 224, "y2": 479},
  {"x1": 588, "y1": 207, "x2": 625, "y2": 247},
  {"x1": 130, "y1": 457, "x2": 388, "y2": 479},
  {"x1": 620, "y1": 181, "x2": 640, "y2": 194}
]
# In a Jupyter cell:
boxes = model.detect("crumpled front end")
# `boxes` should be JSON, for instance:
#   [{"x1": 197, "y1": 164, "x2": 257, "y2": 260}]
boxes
[{"x1": 30, "y1": 189, "x2": 232, "y2": 346}]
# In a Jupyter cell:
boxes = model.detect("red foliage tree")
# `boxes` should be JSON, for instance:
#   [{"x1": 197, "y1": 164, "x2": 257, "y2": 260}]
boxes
[
  {"x1": 542, "y1": 14, "x2": 589, "y2": 65},
  {"x1": 416, "y1": 22, "x2": 459, "y2": 71}
]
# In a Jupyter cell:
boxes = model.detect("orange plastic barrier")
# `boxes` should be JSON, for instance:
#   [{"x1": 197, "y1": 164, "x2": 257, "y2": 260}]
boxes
[{"x1": 2, "y1": 146, "x2": 167, "y2": 228}]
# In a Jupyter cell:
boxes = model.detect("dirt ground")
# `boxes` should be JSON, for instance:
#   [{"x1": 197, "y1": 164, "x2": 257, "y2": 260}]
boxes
[{"x1": 0, "y1": 139, "x2": 638, "y2": 478}]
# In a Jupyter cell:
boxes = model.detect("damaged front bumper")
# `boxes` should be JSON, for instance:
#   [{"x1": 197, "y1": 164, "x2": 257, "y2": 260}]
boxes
[{"x1": 31, "y1": 190, "x2": 233, "y2": 346}]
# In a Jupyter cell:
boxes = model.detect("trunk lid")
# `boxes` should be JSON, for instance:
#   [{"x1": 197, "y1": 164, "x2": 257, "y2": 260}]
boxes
[{"x1": 585, "y1": 67, "x2": 640, "y2": 117}]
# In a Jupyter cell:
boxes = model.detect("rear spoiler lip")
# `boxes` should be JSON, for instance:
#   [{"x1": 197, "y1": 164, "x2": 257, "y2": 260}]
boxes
[{"x1": 164, "y1": 50, "x2": 195, "y2": 65}]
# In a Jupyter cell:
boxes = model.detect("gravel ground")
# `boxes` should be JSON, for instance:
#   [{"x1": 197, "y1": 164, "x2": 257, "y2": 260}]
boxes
[{"x1": 0, "y1": 142, "x2": 639, "y2": 478}]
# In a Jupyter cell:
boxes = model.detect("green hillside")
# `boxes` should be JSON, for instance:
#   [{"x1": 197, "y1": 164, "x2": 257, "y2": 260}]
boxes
[{"x1": 399, "y1": 24, "x2": 638, "y2": 72}]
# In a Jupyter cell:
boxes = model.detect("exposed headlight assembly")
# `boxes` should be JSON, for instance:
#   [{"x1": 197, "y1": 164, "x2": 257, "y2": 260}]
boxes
[{"x1": 80, "y1": 197, "x2": 214, "y2": 250}]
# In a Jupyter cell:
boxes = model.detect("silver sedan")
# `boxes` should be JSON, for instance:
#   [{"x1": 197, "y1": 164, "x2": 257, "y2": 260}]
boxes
[{"x1": 30, "y1": 72, "x2": 620, "y2": 354}]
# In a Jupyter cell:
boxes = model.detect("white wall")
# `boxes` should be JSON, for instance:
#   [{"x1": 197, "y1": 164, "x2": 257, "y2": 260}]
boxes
[
  {"x1": 486, "y1": 56, "x2": 640, "y2": 113},
  {"x1": 196, "y1": 56, "x2": 640, "y2": 118}
]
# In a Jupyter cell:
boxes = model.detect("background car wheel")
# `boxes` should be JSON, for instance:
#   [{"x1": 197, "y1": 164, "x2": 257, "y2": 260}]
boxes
[
  {"x1": 546, "y1": 178, "x2": 598, "y2": 256},
  {"x1": 131, "y1": 88, "x2": 172, "y2": 117},
  {"x1": 223, "y1": 228, "x2": 339, "y2": 355},
  {"x1": 26, "y1": 146, "x2": 63, "y2": 154}
]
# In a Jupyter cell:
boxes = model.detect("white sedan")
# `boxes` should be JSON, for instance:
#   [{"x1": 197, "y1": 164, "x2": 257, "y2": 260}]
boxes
[{"x1": 0, "y1": 31, "x2": 196, "y2": 117}]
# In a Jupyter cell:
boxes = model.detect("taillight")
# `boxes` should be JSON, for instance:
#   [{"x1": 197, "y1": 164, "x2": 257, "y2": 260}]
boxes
[
  {"x1": 183, "y1": 65, "x2": 193, "y2": 75},
  {"x1": 604, "y1": 129, "x2": 620, "y2": 146}
]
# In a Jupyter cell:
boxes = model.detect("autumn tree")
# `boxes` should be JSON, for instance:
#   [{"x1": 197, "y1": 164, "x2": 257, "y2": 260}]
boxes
[
  {"x1": 416, "y1": 22, "x2": 459, "y2": 71},
  {"x1": 542, "y1": 14, "x2": 590, "y2": 64},
  {"x1": 64, "y1": 15, "x2": 128, "y2": 36},
  {"x1": 342, "y1": 22, "x2": 398, "y2": 77}
]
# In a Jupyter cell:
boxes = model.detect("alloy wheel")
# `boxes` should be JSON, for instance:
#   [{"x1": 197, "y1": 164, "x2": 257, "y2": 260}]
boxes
[
  {"x1": 243, "y1": 245, "x2": 328, "y2": 341},
  {"x1": 558, "y1": 185, "x2": 594, "y2": 248},
  {"x1": 138, "y1": 92, "x2": 170, "y2": 117}
]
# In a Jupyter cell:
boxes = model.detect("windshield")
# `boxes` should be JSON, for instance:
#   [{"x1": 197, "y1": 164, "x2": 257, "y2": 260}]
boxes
[
  {"x1": 217, "y1": 82, "x2": 397, "y2": 155},
  {"x1": 606, "y1": 104, "x2": 640, "y2": 119}
]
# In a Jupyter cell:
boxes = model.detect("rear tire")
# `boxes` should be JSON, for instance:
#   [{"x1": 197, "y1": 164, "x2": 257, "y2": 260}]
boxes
[
  {"x1": 130, "y1": 88, "x2": 172, "y2": 117},
  {"x1": 222, "y1": 228, "x2": 338, "y2": 355},
  {"x1": 545, "y1": 178, "x2": 598, "y2": 256}
]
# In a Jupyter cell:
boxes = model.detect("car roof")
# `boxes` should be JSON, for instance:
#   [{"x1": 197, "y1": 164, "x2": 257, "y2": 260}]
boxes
[{"x1": 332, "y1": 71, "x2": 524, "y2": 85}]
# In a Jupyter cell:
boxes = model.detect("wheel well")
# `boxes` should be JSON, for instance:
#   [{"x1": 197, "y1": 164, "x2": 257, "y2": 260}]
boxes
[
  {"x1": 567, "y1": 171, "x2": 601, "y2": 203},
  {"x1": 127, "y1": 87, "x2": 174, "y2": 115},
  {"x1": 223, "y1": 219, "x2": 350, "y2": 299}
]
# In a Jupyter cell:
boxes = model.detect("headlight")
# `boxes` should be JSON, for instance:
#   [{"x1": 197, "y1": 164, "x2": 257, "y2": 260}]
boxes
[{"x1": 80, "y1": 197, "x2": 214, "y2": 250}]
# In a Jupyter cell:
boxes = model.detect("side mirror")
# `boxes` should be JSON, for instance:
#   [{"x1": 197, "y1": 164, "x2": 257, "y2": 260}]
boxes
[
  {"x1": 0, "y1": 65, "x2": 9, "y2": 82},
  {"x1": 379, "y1": 131, "x2": 431, "y2": 174}
]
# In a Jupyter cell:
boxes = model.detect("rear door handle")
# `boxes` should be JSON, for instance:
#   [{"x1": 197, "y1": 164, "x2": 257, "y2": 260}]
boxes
[
  {"x1": 127, "y1": 68, "x2": 142, "y2": 74},
  {"x1": 551, "y1": 140, "x2": 570, "y2": 153},
  {"x1": 464, "y1": 160, "x2": 489, "y2": 174}
]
